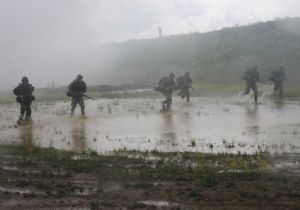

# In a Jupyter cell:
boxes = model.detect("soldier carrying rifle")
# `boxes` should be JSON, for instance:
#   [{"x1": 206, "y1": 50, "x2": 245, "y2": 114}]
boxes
[
  {"x1": 13, "y1": 76, "x2": 35, "y2": 122},
  {"x1": 268, "y1": 66, "x2": 286, "y2": 98},
  {"x1": 67, "y1": 74, "x2": 87, "y2": 116},
  {"x1": 154, "y1": 73, "x2": 176, "y2": 110},
  {"x1": 242, "y1": 65, "x2": 265, "y2": 103}
]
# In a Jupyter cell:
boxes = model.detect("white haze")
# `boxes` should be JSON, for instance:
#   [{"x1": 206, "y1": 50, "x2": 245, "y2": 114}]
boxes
[{"x1": 0, "y1": 0, "x2": 299, "y2": 89}]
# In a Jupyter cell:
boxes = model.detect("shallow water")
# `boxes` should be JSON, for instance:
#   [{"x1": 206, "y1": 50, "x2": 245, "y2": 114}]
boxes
[{"x1": 1, "y1": 97, "x2": 300, "y2": 154}]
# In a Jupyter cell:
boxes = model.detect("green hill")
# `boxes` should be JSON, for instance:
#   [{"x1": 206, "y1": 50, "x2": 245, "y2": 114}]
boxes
[{"x1": 87, "y1": 17, "x2": 300, "y2": 85}]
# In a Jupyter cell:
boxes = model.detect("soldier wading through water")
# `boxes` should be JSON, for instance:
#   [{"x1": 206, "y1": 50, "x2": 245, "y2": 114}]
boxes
[
  {"x1": 154, "y1": 73, "x2": 176, "y2": 110},
  {"x1": 242, "y1": 66, "x2": 264, "y2": 103},
  {"x1": 67, "y1": 74, "x2": 87, "y2": 116},
  {"x1": 268, "y1": 66, "x2": 286, "y2": 98},
  {"x1": 13, "y1": 76, "x2": 35, "y2": 122},
  {"x1": 176, "y1": 71, "x2": 193, "y2": 102}
]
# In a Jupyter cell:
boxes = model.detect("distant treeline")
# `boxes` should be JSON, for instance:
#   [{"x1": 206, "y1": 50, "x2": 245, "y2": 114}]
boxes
[
  {"x1": 37, "y1": 84, "x2": 152, "y2": 93},
  {"x1": 86, "y1": 17, "x2": 300, "y2": 85}
]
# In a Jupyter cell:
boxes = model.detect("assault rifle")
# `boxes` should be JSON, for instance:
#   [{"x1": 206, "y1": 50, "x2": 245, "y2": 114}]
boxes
[{"x1": 66, "y1": 91, "x2": 94, "y2": 101}]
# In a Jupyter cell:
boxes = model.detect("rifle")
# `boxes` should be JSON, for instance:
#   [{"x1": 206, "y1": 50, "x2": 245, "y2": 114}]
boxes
[
  {"x1": 16, "y1": 94, "x2": 35, "y2": 103},
  {"x1": 67, "y1": 91, "x2": 94, "y2": 101},
  {"x1": 258, "y1": 79, "x2": 267, "y2": 84}
]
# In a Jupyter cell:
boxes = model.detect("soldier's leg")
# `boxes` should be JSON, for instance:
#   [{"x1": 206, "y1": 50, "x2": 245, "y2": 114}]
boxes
[
  {"x1": 180, "y1": 89, "x2": 185, "y2": 99},
  {"x1": 25, "y1": 101, "x2": 32, "y2": 118},
  {"x1": 161, "y1": 92, "x2": 169, "y2": 109},
  {"x1": 19, "y1": 102, "x2": 26, "y2": 120},
  {"x1": 78, "y1": 97, "x2": 85, "y2": 115},
  {"x1": 243, "y1": 82, "x2": 251, "y2": 95},
  {"x1": 279, "y1": 83, "x2": 283, "y2": 97},
  {"x1": 166, "y1": 94, "x2": 172, "y2": 109},
  {"x1": 186, "y1": 89, "x2": 190, "y2": 101},
  {"x1": 252, "y1": 84, "x2": 258, "y2": 103},
  {"x1": 71, "y1": 97, "x2": 77, "y2": 115}
]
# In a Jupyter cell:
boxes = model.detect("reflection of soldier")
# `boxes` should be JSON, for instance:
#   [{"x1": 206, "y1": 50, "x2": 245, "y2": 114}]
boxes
[
  {"x1": 13, "y1": 77, "x2": 35, "y2": 121},
  {"x1": 177, "y1": 72, "x2": 193, "y2": 101},
  {"x1": 68, "y1": 74, "x2": 87, "y2": 116},
  {"x1": 268, "y1": 66, "x2": 286, "y2": 97},
  {"x1": 19, "y1": 120, "x2": 33, "y2": 152},
  {"x1": 242, "y1": 66, "x2": 261, "y2": 103},
  {"x1": 154, "y1": 73, "x2": 176, "y2": 110},
  {"x1": 71, "y1": 119, "x2": 86, "y2": 153}
]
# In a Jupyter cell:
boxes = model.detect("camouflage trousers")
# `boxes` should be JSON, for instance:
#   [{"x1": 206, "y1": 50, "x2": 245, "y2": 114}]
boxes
[
  {"x1": 178, "y1": 88, "x2": 190, "y2": 101},
  {"x1": 71, "y1": 96, "x2": 85, "y2": 115},
  {"x1": 244, "y1": 82, "x2": 258, "y2": 102},
  {"x1": 19, "y1": 100, "x2": 32, "y2": 118},
  {"x1": 274, "y1": 82, "x2": 283, "y2": 97},
  {"x1": 162, "y1": 91, "x2": 173, "y2": 109}
]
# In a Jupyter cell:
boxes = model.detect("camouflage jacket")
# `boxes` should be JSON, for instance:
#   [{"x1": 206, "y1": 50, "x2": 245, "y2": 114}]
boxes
[
  {"x1": 68, "y1": 80, "x2": 87, "y2": 94},
  {"x1": 269, "y1": 70, "x2": 285, "y2": 83},
  {"x1": 242, "y1": 69, "x2": 260, "y2": 83},
  {"x1": 13, "y1": 83, "x2": 34, "y2": 97}
]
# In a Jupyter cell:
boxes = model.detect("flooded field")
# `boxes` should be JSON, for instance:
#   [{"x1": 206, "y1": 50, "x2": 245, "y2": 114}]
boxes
[
  {"x1": 1, "y1": 96, "x2": 300, "y2": 210},
  {"x1": 1, "y1": 96, "x2": 300, "y2": 154}
]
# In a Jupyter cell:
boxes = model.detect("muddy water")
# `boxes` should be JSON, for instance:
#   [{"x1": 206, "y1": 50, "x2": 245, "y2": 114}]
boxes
[{"x1": 1, "y1": 97, "x2": 300, "y2": 154}]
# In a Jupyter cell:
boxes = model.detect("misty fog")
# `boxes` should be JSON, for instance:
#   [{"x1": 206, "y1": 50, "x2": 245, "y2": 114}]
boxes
[{"x1": 0, "y1": 0, "x2": 300, "y2": 90}]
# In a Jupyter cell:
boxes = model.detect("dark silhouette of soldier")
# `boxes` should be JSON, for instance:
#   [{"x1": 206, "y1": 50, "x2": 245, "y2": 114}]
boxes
[
  {"x1": 269, "y1": 66, "x2": 286, "y2": 97},
  {"x1": 13, "y1": 76, "x2": 35, "y2": 121},
  {"x1": 242, "y1": 66, "x2": 261, "y2": 103},
  {"x1": 177, "y1": 72, "x2": 193, "y2": 101},
  {"x1": 68, "y1": 74, "x2": 87, "y2": 116},
  {"x1": 154, "y1": 73, "x2": 176, "y2": 110}
]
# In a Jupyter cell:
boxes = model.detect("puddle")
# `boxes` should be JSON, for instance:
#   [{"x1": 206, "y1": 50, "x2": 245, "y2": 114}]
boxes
[
  {"x1": 103, "y1": 181, "x2": 122, "y2": 192},
  {"x1": 138, "y1": 200, "x2": 178, "y2": 207},
  {"x1": 0, "y1": 186, "x2": 45, "y2": 195},
  {"x1": 1, "y1": 97, "x2": 300, "y2": 154}
]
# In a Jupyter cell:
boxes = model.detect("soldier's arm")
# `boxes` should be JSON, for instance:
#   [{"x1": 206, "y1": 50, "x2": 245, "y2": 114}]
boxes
[
  {"x1": 13, "y1": 86, "x2": 20, "y2": 96},
  {"x1": 68, "y1": 81, "x2": 75, "y2": 91}
]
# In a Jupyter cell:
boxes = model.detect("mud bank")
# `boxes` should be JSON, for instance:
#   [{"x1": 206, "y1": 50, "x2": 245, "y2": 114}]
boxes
[{"x1": 0, "y1": 145, "x2": 299, "y2": 210}]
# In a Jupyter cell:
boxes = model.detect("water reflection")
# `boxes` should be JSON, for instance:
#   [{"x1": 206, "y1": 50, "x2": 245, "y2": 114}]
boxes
[
  {"x1": 159, "y1": 112, "x2": 178, "y2": 150},
  {"x1": 245, "y1": 104, "x2": 260, "y2": 141},
  {"x1": 71, "y1": 118, "x2": 86, "y2": 153},
  {"x1": 272, "y1": 100, "x2": 285, "y2": 110},
  {"x1": 19, "y1": 120, "x2": 33, "y2": 152}
]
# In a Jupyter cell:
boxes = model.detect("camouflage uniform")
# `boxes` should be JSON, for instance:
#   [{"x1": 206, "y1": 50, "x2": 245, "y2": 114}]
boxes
[
  {"x1": 269, "y1": 66, "x2": 286, "y2": 97},
  {"x1": 13, "y1": 77, "x2": 35, "y2": 120},
  {"x1": 177, "y1": 72, "x2": 192, "y2": 101},
  {"x1": 242, "y1": 66, "x2": 260, "y2": 103},
  {"x1": 157, "y1": 74, "x2": 176, "y2": 110},
  {"x1": 68, "y1": 75, "x2": 87, "y2": 116}
]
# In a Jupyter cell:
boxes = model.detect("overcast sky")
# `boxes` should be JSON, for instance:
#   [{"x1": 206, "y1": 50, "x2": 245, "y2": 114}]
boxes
[{"x1": 0, "y1": 0, "x2": 299, "y2": 89}]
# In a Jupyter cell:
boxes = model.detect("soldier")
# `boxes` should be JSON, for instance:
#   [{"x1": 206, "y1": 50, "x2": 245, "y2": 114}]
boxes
[
  {"x1": 68, "y1": 74, "x2": 87, "y2": 116},
  {"x1": 13, "y1": 76, "x2": 35, "y2": 121},
  {"x1": 242, "y1": 66, "x2": 262, "y2": 103},
  {"x1": 155, "y1": 73, "x2": 176, "y2": 110},
  {"x1": 268, "y1": 66, "x2": 286, "y2": 97},
  {"x1": 177, "y1": 71, "x2": 193, "y2": 101}
]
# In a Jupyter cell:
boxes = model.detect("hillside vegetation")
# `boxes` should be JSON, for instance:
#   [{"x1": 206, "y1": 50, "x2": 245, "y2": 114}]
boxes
[{"x1": 85, "y1": 18, "x2": 300, "y2": 85}]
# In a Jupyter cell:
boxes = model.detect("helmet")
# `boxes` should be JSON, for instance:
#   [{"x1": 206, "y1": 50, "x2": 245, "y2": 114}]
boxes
[
  {"x1": 184, "y1": 71, "x2": 190, "y2": 76},
  {"x1": 76, "y1": 74, "x2": 83, "y2": 80},
  {"x1": 21, "y1": 76, "x2": 29, "y2": 82},
  {"x1": 169, "y1": 73, "x2": 175, "y2": 78}
]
